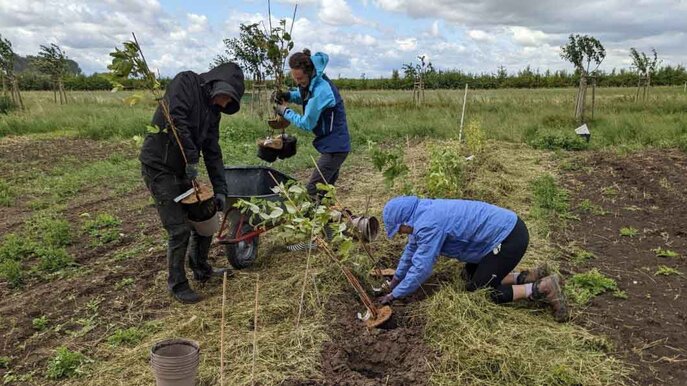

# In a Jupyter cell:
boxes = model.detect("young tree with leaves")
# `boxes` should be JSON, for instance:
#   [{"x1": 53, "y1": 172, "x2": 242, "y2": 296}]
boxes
[
  {"x1": 560, "y1": 34, "x2": 606, "y2": 123},
  {"x1": 630, "y1": 48, "x2": 660, "y2": 101},
  {"x1": 32, "y1": 43, "x2": 70, "y2": 104},
  {"x1": 0, "y1": 34, "x2": 23, "y2": 109}
]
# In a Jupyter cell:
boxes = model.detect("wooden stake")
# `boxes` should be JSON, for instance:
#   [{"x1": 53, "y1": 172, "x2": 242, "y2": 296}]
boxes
[
  {"x1": 251, "y1": 274, "x2": 259, "y2": 386},
  {"x1": 220, "y1": 271, "x2": 227, "y2": 386},
  {"x1": 458, "y1": 83, "x2": 468, "y2": 143},
  {"x1": 296, "y1": 226, "x2": 316, "y2": 329}
]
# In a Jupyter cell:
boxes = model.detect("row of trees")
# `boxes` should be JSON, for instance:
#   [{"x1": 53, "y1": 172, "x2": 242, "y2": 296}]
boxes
[
  {"x1": 329, "y1": 64, "x2": 687, "y2": 90},
  {"x1": 1, "y1": 34, "x2": 78, "y2": 106}
]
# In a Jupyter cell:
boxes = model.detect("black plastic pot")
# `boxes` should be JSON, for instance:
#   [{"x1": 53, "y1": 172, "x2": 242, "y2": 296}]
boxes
[
  {"x1": 278, "y1": 135, "x2": 297, "y2": 159},
  {"x1": 257, "y1": 144, "x2": 280, "y2": 163}
]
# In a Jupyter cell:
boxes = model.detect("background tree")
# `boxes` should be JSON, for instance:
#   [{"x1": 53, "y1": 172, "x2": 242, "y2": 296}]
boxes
[
  {"x1": 560, "y1": 34, "x2": 606, "y2": 123},
  {"x1": 403, "y1": 55, "x2": 434, "y2": 105},
  {"x1": 629, "y1": 48, "x2": 660, "y2": 101},
  {"x1": 0, "y1": 34, "x2": 24, "y2": 109},
  {"x1": 31, "y1": 43, "x2": 70, "y2": 104}
]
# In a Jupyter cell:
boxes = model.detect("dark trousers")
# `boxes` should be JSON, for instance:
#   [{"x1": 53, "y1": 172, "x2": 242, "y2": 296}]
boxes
[
  {"x1": 306, "y1": 152, "x2": 348, "y2": 199},
  {"x1": 142, "y1": 166, "x2": 213, "y2": 292},
  {"x1": 463, "y1": 217, "x2": 529, "y2": 303}
]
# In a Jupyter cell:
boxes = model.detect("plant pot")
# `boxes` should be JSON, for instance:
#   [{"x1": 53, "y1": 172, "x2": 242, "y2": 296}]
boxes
[
  {"x1": 150, "y1": 339, "x2": 200, "y2": 386},
  {"x1": 278, "y1": 134, "x2": 297, "y2": 159},
  {"x1": 257, "y1": 144, "x2": 280, "y2": 163},
  {"x1": 189, "y1": 211, "x2": 220, "y2": 236}
]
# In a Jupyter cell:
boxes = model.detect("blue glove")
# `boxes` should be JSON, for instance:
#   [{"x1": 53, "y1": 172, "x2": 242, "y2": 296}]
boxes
[
  {"x1": 185, "y1": 163, "x2": 199, "y2": 180},
  {"x1": 376, "y1": 293, "x2": 395, "y2": 305},
  {"x1": 214, "y1": 193, "x2": 226, "y2": 212},
  {"x1": 273, "y1": 104, "x2": 289, "y2": 117}
]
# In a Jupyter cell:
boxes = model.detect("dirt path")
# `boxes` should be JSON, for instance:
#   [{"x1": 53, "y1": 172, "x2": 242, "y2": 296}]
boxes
[{"x1": 558, "y1": 150, "x2": 687, "y2": 385}]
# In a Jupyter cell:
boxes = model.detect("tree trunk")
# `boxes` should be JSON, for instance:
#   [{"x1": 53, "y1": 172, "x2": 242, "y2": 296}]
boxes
[
  {"x1": 591, "y1": 78, "x2": 596, "y2": 121},
  {"x1": 575, "y1": 75, "x2": 588, "y2": 123},
  {"x1": 635, "y1": 77, "x2": 641, "y2": 102},
  {"x1": 1, "y1": 74, "x2": 6, "y2": 97},
  {"x1": 646, "y1": 74, "x2": 651, "y2": 101},
  {"x1": 12, "y1": 78, "x2": 24, "y2": 110}
]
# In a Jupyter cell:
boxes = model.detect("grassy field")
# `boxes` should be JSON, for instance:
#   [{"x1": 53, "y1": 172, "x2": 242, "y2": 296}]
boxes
[{"x1": 0, "y1": 88, "x2": 685, "y2": 385}]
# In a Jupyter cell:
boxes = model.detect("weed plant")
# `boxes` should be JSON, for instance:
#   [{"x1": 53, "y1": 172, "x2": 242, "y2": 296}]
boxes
[
  {"x1": 566, "y1": 269, "x2": 622, "y2": 305},
  {"x1": 45, "y1": 347, "x2": 89, "y2": 380}
]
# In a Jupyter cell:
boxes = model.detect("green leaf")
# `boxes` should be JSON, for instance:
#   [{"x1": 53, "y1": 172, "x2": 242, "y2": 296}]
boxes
[
  {"x1": 146, "y1": 125, "x2": 160, "y2": 134},
  {"x1": 268, "y1": 207, "x2": 284, "y2": 219}
]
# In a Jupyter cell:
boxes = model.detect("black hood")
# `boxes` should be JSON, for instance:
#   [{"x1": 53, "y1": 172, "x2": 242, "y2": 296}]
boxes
[{"x1": 200, "y1": 62, "x2": 245, "y2": 115}]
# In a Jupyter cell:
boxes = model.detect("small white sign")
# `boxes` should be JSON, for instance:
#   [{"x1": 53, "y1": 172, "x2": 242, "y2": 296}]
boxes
[{"x1": 575, "y1": 124, "x2": 590, "y2": 136}]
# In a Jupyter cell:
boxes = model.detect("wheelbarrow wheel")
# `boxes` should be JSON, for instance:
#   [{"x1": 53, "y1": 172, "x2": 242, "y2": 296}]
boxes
[{"x1": 225, "y1": 224, "x2": 259, "y2": 269}]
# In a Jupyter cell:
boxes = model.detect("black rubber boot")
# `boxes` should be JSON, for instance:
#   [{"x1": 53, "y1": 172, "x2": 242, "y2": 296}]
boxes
[
  {"x1": 188, "y1": 229, "x2": 213, "y2": 282},
  {"x1": 530, "y1": 274, "x2": 569, "y2": 322},
  {"x1": 171, "y1": 282, "x2": 202, "y2": 304}
]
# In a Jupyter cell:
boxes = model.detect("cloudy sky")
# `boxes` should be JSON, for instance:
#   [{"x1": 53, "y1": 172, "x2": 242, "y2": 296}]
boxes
[{"x1": 1, "y1": 0, "x2": 686, "y2": 78}]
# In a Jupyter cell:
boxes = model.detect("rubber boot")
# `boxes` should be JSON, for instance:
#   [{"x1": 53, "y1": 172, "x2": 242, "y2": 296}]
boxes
[
  {"x1": 188, "y1": 229, "x2": 213, "y2": 283},
  {"x1": 530, "y1": 274, "x2": 569, "y2": 322},
  {"x1": 171, "y1": 282, "x2": 202, "y2": 304},
  {"x1": 517, "y1": 263, "x2": 551, "y2": 284}
]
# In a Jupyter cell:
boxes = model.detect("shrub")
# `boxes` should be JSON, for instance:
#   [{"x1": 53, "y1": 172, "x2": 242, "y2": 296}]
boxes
[
  {"x1": 464, "y1": 119, "x2": 486, "y2": 154},
  {"x1": 426, "y1": 146, "x2": 465, "y2": 198},
  {"x1": 45, "y1": 347, "x2": 88, "y2": 380},
  {"x1": 529, "y1": 133, "x2": 589, "y2": 151},
  {"x1": 368, "y1": 143, "x2": 409, "y2": 188}
]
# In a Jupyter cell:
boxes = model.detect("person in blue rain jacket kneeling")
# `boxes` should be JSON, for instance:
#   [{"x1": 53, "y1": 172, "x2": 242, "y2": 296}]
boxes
[{"x1": 377, "y1": 196, "x2": 570, "y2": 322}]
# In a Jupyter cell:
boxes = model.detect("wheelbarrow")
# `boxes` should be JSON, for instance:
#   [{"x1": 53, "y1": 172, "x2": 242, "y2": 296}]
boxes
[{"x1": 217, "y1": 166, "x2": 294, "y2": 269}]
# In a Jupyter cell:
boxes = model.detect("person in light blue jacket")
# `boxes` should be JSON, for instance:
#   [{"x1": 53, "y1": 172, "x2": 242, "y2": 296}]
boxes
[
  {"x1": 274, "y1": 49, "x2": 351, "y2": 200},
  {"x1": 377, "y1": 196, "x2": 569, "y2": 322}
]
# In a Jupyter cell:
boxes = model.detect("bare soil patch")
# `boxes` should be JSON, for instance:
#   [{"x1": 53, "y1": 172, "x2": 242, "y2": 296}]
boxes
[{"x1": 558, "y1": 149, "x2": 687, "y2": 385}]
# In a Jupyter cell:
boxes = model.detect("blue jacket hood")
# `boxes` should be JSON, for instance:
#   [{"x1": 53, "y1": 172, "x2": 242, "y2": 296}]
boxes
[
  {"x1": 308, "y1": 52, "x2": 329, "y2": 93},
  {"x1": 383, "y1": 196, "x2": 420, "y2": 238}
]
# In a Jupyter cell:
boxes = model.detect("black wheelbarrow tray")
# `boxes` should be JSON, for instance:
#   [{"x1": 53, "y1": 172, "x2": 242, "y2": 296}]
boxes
[{"x1": 217, "y1": 166, "x2": 294, "y2": 269}]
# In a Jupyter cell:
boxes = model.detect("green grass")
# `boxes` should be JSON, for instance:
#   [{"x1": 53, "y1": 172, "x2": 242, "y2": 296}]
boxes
[
  {"x1": 531, "y1": 174, "x2": 571, "y2": 225},
  {"x1": 654, "y1": 265, "x2": 681, "y2": 276},
  {"x1": 114, "y1": 277, "x2": 134, "y2": 290},
  {"x1": 619, "y1": 226, "x2": 639, "y2": 237},
  {"x1": 45, "y1": 346, "x2": 89, "y2": 380},
  {"x1": 32, "y1": 316, "x2": 50, "y2": 331},
  {"x1": 578, "y1": 198, "x2": 608, "y2": 215},
  {"x1": 0, "y1": 356, "x2": 10, "y2": 368},
  {"x1": 0, "y1": 178, "x2": 14, "y2": 206},
  {"x1": 27, "y1": 212, "x2": 72, "y2": 247},
  {"x1": 566, "y1": 269, "x2": 622, "y2": 305},
  {"x1": 652, "y1": 247, "x2": 679, "y2": 258},
  {"x1": 83, "y1": 213, "x2": 122, "y2": 245},
  {"x1": 107, "y1": 327, "x2": 146, "y2": 347}
]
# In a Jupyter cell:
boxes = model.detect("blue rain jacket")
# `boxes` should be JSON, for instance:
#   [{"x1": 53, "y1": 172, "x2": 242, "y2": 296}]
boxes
[
  {"x1": 383, "y1": 196, "x2": 518, "y2": 299},
  {"x1": 283, "y1": 52, "x2": 351, "y2": 153}
]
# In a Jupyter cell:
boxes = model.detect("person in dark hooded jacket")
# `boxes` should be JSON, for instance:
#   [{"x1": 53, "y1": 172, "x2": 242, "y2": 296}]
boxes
[
  {"x1": 140, "y1": 62, "x2": 245, "y2": 304},
  {"x1": 377, "y1": 196, "x2": 569, "y2": 322}
]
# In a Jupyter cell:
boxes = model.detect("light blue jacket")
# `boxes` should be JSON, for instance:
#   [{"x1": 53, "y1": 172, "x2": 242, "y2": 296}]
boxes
[
  {"x1": 383, "y1": 196, "x2": 518, "y2": 298},
  {"x1": 283, "y1": 52, "x2": 351, "y2": 153}
]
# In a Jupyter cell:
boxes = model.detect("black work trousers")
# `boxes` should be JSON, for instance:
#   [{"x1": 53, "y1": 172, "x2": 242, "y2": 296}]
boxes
[
  {"x1": 142, "y1": 165, "x2": 213, "y2": 293},
  {"x1": 306, "y1": 152, "x2": 348, "y2": 199},
  {"x1": 463, "y1": 217, "x2": 529, "y2": 303}
]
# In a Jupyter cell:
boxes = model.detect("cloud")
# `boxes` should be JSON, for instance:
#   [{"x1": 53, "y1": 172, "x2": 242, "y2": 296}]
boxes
[
  {"x1": 430, "y1": 20, "x2": 440, "y2": 37},
  {"x1": 318, "y1": 0, "x2": 367, "y2": 26},
  {"x1": 468, "y1": 29, "x2": 495, "y2": 43},
  {"x1": 395, "y1": 37, "x2": 417, "y2": 51},
  {"x1": 509, "y1": 26, "x2": 551, "y2": 46}
]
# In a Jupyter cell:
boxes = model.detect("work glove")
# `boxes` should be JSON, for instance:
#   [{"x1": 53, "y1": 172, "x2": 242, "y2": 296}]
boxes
[
  {"x1": 376, "y1": 293, "x2": 395, "y2": 305},
  {"x1": 271, "y1": 90, "x2": 290, "y2": 104},
  {"x1": 214, "y1": 193, "x2": 226, "y2": 212},
  {"x1": 273, "y1": 104, "x2": 289, "y2": 117},
  {"x1": 185, "y1": 163, "x2": 199, "y2": 180},
  {"x1": 388, "y1": 276, "x2": 401, "y2": 291}
]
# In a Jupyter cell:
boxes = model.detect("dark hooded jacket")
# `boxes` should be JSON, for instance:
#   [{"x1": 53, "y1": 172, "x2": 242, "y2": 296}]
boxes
[{"x1": 139, "y1": 63, "x2": 245, "y2": 196}]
